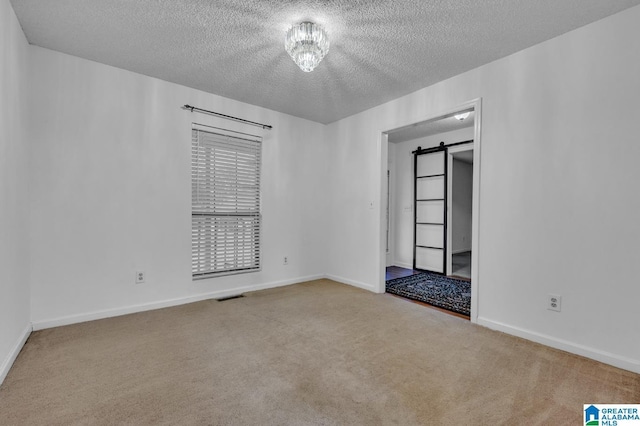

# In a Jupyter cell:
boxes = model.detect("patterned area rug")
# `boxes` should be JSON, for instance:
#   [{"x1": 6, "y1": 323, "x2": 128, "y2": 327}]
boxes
[{"x1": 386, "y1": 272, "x2": 471, "y2": 316}]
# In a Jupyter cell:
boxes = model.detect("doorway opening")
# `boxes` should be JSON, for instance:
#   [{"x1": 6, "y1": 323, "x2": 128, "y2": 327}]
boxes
[
  {"x1": 448, "y1": 145, "x2": 474, "y2": 280},
  {"x1": 378, "y1": 99, "x2": 481, "y2": 321}
]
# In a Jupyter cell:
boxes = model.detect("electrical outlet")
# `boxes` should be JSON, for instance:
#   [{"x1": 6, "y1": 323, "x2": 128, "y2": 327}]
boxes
[
  {"x1": 283, "y1": 256, "x2": 289, "y2": 266},
  {"x1": 547, "y1": 294, "x2": 561, "y2": 312},
  {"x1": 136, "y1": 270, "x2": 145, "y2": 284}
]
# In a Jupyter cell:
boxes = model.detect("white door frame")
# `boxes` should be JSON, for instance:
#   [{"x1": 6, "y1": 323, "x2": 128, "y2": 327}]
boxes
[
  {"x1": 376, "y1": 98, "x2": 482, "y2": 323},
  {"x1": 446, "y1": 143, "x2": 474, "y2": 276},
  {"x1": 385, "y1": 168, "x2": 394, "y2": 267}
]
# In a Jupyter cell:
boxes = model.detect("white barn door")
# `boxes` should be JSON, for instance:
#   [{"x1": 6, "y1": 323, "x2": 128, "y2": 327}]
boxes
[{"x1": 414, "y1": 146, "x2": 447, "y2": 274}]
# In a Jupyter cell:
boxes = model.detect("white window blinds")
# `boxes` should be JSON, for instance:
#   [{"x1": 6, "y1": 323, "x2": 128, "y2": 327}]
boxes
[{"x1": 191, "y1": 127, "x2": 262, "y2": 278}]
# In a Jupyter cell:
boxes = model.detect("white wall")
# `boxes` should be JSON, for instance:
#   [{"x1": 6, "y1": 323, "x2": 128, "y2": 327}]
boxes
[
  {"x1": 28, "y1": 47, "x2": 329, "y2": 327},
  {"x1": 327, "y1": 5, "x2": 640, "y2": 372},
  {"x1": 452, "y1": 158, "x2": 473, "y2": 253},
  {"x1": 389, "y1": 128, "x2": 474, "y2": 269},
  {"x1": 0, "y1": 0, "x2": 31, "y2": 382}
]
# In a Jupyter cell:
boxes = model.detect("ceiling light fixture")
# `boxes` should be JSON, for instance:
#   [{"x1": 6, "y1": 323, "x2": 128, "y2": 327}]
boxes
[
  {"x1": 285, "y1": 22, "x2": 329, "y2": 72},
  {"x1": 454, "y1": 112, "x2": 471, "y2": 121}
]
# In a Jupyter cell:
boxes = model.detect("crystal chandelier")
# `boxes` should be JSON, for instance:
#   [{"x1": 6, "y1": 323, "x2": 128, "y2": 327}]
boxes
[{"x1": 284, "y1": 22, "x2": 330, "y2": 72}]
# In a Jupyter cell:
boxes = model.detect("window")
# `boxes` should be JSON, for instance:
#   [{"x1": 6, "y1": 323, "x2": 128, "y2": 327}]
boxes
[{"x1": 191, "y1": 126, "x2": 262, "y2": 278}]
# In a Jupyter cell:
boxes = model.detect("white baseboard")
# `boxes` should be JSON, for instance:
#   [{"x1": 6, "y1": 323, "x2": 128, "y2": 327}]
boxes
[
  {"x1": 477, "y1": 317, "x2": 640, "y2": 374},
  {"x1": 452, "y1": 248, "x2": 472, "y2": 255},
  {"x1": 0, "y1": 324, "x2": 32, "y2": 386},
  {"x1": 31, "y1": 274, "x2": 325, "y2": 331},
  {"x1": 325, "y1": 274, "x2": 380, "y2": 293},
  {"x1": 392, "y1": 261, "x2": 413, "y2": 270}
]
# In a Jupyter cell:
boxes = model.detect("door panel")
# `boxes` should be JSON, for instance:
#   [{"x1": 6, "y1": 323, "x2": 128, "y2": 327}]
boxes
[
  {"x1": 416, "y1": 152, "x2": 444, "y2": 176},
  {"x1": 416, "y1": 200, "x2": 444, "y2": 223},
  {"x1": 416, "y1": 247, "x2": 444, "y2": 271},
  {"x1": 416, "y1": 224, "x2": 443, "y2": 248},
  {"x1": 414, "y1": 147, "x2": 447, "y2": 274},
  {"x1": 416, "y1": 176, "x2": 444, "y2": 199}
]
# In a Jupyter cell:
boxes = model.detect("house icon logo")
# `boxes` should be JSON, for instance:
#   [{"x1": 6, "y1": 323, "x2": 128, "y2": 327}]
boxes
[{"x1": 585, "y1": 405, "x2": 599, "y2": 425}]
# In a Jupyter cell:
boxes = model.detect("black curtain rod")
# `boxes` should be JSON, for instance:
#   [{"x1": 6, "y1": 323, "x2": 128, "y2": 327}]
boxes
[
  {"x1": 412, "y1": 139, "x2": 473, "y2": 155},
  {"x1": 182, "y1": 104, "x2": 272, "y2": 130}
]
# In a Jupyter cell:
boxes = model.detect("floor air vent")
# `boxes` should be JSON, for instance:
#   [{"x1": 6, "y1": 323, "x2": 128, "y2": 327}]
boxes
[{"x1": 217, "y1": 294, "x2": 244, "y2": 302}]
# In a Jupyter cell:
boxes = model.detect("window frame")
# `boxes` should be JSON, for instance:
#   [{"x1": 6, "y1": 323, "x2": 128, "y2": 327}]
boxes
[{"x1": 191, "y1": 124, "x2": 262, "y2": 279}]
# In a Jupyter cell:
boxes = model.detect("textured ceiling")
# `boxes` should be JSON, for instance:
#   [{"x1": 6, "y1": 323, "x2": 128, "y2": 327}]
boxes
[{"x1": 10, "y1": 0, "x2": 640, "y2": 124}]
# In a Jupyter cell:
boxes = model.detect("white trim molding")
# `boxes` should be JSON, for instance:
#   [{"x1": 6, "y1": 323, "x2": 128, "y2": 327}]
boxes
[
  {"x1": 477, "y1": 317, "x2": 640, "y2": 374},
  {"x1": 0, "y1": 324, "x2": 32, "y2": 386},
  {"x1": 325, "y1": 275, "x2": 379, "y2": 293},
  {"x1": 451, "y1": 249, "x2": 472, "y2": 255},
  {"x1": 392, "y1": 261, "x2": 414, "y2": 270},
  {"x1": 31, "y1": 275, "x2": 324, "y2": 331}
]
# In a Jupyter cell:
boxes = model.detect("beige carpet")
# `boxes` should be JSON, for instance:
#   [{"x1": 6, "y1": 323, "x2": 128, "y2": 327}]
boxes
[{"x1": 1, "y1": 280, "x2": 638, "y2": 425}]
